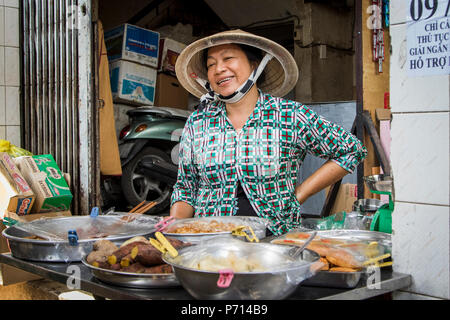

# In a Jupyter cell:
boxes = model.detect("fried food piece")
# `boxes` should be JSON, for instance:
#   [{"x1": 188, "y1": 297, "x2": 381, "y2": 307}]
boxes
[
  {"x1": 318, "y1": 238, "x2": 346, "y2": 246},
  {"x1": 92, "y1": 261, "x2": 120, "y2": 271},
  {"x1": 329, "y1": 267, "x2": 360, "y2": 272},
  {"x1": 306, "y1": 242, "x2": 332, "y2": 257},
  {"x1": 326, "y1": 248, "x2": 362, "y2": 269},
  {"x1": 87, "y1": 240, "x2": 119, "y2": 265},
  {"x1": 271, "y1": 239, "x2": 294, "y2": 245},
  {"x1": 134, "y1": 244, "x2": 164, "y2": 266},
  {"x1": 87, "y1": 250, "x2": 109, "y2": 265},
  {"x1": 271, "y1": 238, "x2": 332, "y2": 257},
  {"x1": 107, "y1": 241, "x2": 149, "y2": 265},
  {"x1": 143, "y1": 264, "x2": 173, "y2": 274},
  {"x1": 167, "y1": 237, "x2": 191, "y2": 249},
  {"x1": 93, "y1": 240, "x2": 118, "y2": 253},
  {"x1": 319, "y1": 257, "x2": 329, "y2": 271},
  {"x1": 121, "y1": 262, "x2": 146, "y2": 273},
  {"x1": 120, "y1": 236, "x2": 149, "y2": 248},
  {"x1": 285, "y1": 232, "x2": 317, "y2": 240},
  {"x1": 120, "y1": 253, "x2": 136, "y2": 267}
]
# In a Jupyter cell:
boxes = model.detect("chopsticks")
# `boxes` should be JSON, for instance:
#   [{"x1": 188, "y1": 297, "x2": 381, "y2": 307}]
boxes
[
  {"x1": 129, "y1": 201, "x2": 157, "y2": 214},
  {"x1": 120, "y1": 201, "x2": 158, "y2": 222}
]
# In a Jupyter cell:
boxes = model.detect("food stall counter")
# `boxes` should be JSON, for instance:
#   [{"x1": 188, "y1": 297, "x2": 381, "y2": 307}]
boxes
[{"x1": 0, "y1": 252, "x2": 411, "y2": 300}]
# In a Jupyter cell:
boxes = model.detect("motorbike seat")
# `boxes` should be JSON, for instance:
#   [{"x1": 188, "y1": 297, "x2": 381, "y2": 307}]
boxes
[{"x1": 127, "y1": 106, "x2": 191, "y2": 120}]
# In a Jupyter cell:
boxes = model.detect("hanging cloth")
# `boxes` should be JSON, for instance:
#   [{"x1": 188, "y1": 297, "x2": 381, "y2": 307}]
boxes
[{"x1": 98, "y1": 20, "x2": 122, "y2": 175}]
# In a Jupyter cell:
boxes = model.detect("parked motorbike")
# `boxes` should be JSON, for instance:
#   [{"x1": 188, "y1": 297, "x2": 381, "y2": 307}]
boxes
[{"x1": 102, "y1": 106, "x2": 191, "y2": 214}]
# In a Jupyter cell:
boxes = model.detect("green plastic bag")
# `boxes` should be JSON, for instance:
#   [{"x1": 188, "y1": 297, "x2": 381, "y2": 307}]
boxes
[
  {"x1": 301, "y1": 211, "x2": 347, "y2": 230},
  {"x1": 0, "y1": 139, "x2": 33, "y2": 157}
]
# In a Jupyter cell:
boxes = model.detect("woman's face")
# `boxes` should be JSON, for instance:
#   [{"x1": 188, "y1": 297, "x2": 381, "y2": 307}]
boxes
[{"x1": 206, "y1": 44, "x2": 256, "y2": 97}]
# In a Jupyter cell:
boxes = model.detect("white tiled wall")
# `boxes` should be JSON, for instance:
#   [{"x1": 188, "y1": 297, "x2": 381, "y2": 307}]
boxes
[
  {"x1": 392, "y1": 202, "x2": 450, "y2": 299},
  {"x1": 0, "y1": 0, "x2": 21, "y2": 146},
  {"x1": 391, "y1": 112, "x2": 449, "y2": 206},
  {"x1": 390, "y1": 0, "x2": 450, "y2": 300}
]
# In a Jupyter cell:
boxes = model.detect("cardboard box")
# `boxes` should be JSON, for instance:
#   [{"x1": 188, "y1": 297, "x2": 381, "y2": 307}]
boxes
[
  {"x1": 0, "y1": 153, "x2": 35, "y2": 218},
  {"x1": 14, "y1": 155, "x2": 73, "y2": 213},
  {"x1": 105, "y1": 24, "x2": 160, "y2": 68},
  {"x1": 325, "y1": 183, "x2": 357, "y2": 214},
  {"x1": 0, "y1": 210, "x2": 71, "y2": 285},
  {"x1": 157, "y1": 38, "x2": 186, "y2": 75},
  {"x1": 154, "y1": 73, "x2": 189, "y2": 109},
  {"x1": 110, "y1": 60, "x2": 157, "y2": 106}
]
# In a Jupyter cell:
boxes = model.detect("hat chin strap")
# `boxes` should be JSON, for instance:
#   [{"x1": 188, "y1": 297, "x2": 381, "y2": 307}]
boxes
[{"x1": 195, "y1": 53, "x2": 273, "y2": 110}]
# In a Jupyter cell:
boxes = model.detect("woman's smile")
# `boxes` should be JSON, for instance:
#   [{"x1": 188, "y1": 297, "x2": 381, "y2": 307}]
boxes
[{"x1": 216, "y1": 76, "x2": 234, "y2": 86}]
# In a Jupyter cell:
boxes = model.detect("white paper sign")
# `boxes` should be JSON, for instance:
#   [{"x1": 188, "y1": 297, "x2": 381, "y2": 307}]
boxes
[
  {"x1": 406, "y1": 0, "x2": 450, "y2": 77},
  {"x1": 407, "y1": 0, "x2": 449, "y2": 22}
]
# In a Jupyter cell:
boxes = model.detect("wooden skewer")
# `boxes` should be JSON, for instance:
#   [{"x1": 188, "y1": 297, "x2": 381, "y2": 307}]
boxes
[{"x1": 129, "y1": 200, "x2": 146, "y2": 213}]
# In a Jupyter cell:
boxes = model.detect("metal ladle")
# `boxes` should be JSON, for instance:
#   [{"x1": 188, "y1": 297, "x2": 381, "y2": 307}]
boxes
[{"x1": 291, "y1": 231, "x2": 317, "y2": 259}]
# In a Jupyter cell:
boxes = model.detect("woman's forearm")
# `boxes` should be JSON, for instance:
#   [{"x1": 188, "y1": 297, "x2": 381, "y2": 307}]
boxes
[
  {"x1": 295, "y1": 160, "x2": 349, "y2": 205},
  {"x1": 170, "y1": 201, "x2": 195, "y2": 219}
]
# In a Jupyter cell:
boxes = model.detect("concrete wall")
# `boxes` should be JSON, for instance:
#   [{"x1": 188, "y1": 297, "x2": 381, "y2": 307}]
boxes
[
  {"x1": 389, "y1": 0, "x2": 450, "y2": 300},
  {"x1": 295, "y1": 2, "x2": 355, "y2": 103},
  {"x1": 0, "y1": 0, "x2": 21, "y2": 146}
]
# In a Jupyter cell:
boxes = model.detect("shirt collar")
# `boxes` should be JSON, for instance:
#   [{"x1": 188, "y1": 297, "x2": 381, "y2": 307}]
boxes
[{"x1": 203, "y1": 90, "x2": 277, "y2": 117}]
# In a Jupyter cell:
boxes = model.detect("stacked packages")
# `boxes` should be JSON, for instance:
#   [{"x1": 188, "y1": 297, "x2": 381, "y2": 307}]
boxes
[
  {"x1": 0, "y1": 152, "x2": 73, "y2": 218},
  {"x1": 105, "y1": 23, "x2": 188, "y2": 109}
]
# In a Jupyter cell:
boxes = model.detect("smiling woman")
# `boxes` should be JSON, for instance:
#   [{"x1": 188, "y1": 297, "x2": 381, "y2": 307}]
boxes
[{"x1": 169, "y1": 29, "x2": 367, "y2": 236}]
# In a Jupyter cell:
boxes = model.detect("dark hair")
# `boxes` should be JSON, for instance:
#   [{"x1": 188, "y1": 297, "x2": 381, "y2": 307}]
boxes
[{"x1": 203, "y1": 44, "x2": 266, "y2": 86}]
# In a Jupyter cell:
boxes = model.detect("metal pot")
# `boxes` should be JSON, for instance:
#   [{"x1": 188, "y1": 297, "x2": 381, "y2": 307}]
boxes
[
  {"x1": 2, "y1": 215, "x2": 161, "y2": 262},
  {"x1": 363, "y1": 174, "x2": 393, "y2": 193},
  {"x1": 162, "y1": 216, "x2": 269, "y2": 243},
  {"x1": 162, "y1": 238, "x2": 320, "y2": 300},
  {"x1": 352, "y1": 199, "x2": 384, "y2": 213}
]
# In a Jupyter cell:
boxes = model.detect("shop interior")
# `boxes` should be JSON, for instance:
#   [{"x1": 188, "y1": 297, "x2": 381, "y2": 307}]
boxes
[{"x1": 96, "y1": 0, "x2": 367, "y2": 216}]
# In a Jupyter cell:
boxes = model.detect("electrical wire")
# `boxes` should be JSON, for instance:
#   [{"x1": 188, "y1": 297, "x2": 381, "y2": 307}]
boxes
[
  {"x1": 294, "y1": 40, "x2": 355, "y2": 53},
  {"x1": 228, "y1": 14, "x2": 301, "y2": 30}
]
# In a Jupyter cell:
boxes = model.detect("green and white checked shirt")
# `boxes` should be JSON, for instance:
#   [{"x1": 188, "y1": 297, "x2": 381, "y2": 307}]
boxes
[{"x1": 171, "y1": 91, "x2": 367, "y2": 235}]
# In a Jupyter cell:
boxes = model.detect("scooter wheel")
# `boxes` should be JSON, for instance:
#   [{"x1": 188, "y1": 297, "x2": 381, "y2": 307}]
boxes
[{"x1": 121, "y1": 146, "x2": 172, "y2": 214}]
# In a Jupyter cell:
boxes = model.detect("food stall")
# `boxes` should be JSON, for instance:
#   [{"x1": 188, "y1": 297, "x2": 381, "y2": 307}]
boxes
[
  {"x1": 5, "y1": 0, "x2": 447, "y2": 301},
  {"x1": 0, "y1": 211, "x2": 412, "y2": 300}
]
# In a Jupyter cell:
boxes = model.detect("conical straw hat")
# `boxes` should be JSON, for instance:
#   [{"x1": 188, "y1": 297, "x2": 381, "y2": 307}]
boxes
[{"x1": 175, "y1": 29, "x2": 299, "y2": 98}]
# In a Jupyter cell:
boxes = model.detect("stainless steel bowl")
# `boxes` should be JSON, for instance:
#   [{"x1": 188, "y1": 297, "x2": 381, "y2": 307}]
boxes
[
  {"x1": 352, "y1": 199, "x2": 385, "y2": 213},
  {"x1": 162, "y1": 216, "x2": 269, "y2": 243},
  {"x1": 162, "y1": 239, "x2": 320, "y2": 300},
  {"x1": 81, "y1": 256, "x2": 179, "y2": 288},
  {"x1": 363, "y1": 174, "x2": 393, "y2": 193},
  {"x1": 2, "y1": 215, "x2": 161, "y2": 262}
]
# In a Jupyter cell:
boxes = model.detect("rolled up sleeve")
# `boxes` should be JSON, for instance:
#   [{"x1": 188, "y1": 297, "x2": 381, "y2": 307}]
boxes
[
  {"x1": 170, "y1": 117, "x2": 199, "y2": 207},
  {"x1": 294, "y1": 104, "x2": 367, "y2": 173}
]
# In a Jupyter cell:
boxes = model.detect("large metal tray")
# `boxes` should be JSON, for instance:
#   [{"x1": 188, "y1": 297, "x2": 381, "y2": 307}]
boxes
[
  {"x1": 2, "y1": 215, "x2": 162, "y2": 262},
  {"x1": 314, "y1": 230, "x2": 392, "y2": 251},
  {"x1": 302, "y1": 270, "x2": 364, "y2": 289},
  {"x1": 81, "y1": 256, "x2": 180, "y2": 289},
  {"x1": 270, "y1": 230, "x2": 391, "y2": 289},
  {"x1": 162, "y1": 216, "x2": 270, "y2": 243}
]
